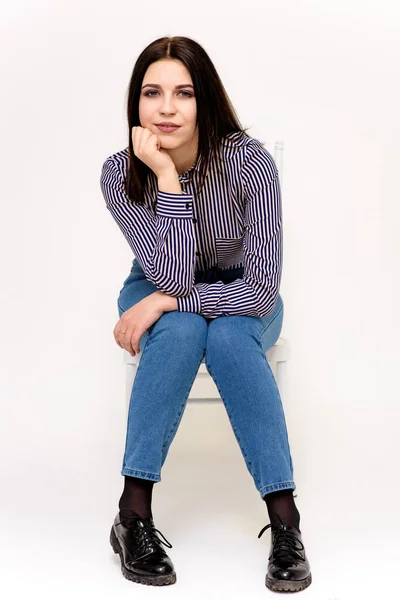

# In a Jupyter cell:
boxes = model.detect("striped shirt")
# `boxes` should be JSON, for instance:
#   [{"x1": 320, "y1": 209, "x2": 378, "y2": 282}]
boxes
[{"x1": 100, "y1": 130, "x2": 282, "y2": 319}]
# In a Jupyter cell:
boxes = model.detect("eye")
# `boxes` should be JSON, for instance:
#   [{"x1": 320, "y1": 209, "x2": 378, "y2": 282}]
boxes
[{"x1": 143, "y1": 90, "x2": 194, "y2": 98}]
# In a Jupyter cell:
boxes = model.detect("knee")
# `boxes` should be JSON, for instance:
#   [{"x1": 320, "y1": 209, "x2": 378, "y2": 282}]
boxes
[
  {"x1": 150, "y1": 310, "x2": 208, "y2": 349},
  {"x1": 206, "y1": 316, "x2": 263, "y2": 364}
]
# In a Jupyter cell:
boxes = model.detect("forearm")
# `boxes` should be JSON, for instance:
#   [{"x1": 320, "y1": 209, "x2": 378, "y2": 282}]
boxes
[
  {"x1": 153, "y1": 290, "x2": 178, "y2": 312},
  {"x1": 155, "y1": 171, "x2": 188, "y2": 303},
  {"x1": 101, "y1": 157, "x2": 194, "y2": 296}
]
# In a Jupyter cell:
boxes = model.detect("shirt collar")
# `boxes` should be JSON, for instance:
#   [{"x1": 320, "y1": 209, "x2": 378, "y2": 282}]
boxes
[{"x1": 178, "y1": 159, "x2": 199, "y2": 183}]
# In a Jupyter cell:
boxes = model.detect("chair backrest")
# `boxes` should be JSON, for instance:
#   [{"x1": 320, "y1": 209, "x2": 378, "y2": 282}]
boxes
[{"x1": 273, "y1": 141, "x2": 284, "y2": 185}]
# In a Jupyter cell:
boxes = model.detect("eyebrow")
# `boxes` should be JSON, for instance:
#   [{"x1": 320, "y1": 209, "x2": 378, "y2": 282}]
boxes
[{"x1": 141, "y1": 83, "x2": 194, "y2": 90}]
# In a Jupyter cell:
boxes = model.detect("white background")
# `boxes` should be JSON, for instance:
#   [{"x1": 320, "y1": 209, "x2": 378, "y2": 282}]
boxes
[{"x1": 0, "y1": 1, "x2": 399, "y2": 598}]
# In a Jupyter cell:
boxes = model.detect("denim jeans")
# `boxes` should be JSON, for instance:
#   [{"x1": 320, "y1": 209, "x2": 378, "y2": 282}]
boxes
[{"x1": 117, "y1": 258, "x2": 295, "y2": 499}]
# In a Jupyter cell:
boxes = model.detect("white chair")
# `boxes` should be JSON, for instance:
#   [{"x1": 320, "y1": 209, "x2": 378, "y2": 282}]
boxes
[
  {"x1": 123, "y1": 338, "x2": 289, "y2": 413},
  {"x1": 122, "y1": 141, "x2": 288, "y2": 413}
]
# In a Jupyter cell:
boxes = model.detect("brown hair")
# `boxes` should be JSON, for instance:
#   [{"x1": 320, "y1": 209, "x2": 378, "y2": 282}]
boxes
[{"x1": 125, "y1": 36, "x2": 249, "y2": 205}]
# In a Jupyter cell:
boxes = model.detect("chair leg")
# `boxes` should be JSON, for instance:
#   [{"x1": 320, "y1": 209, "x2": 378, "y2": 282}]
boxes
[
  {"x1": 275, "y1": 361, "x2": 286, "y2": 399},
  {"x1": 126, "y1": 363, "x2": 138, "y2": 416}
]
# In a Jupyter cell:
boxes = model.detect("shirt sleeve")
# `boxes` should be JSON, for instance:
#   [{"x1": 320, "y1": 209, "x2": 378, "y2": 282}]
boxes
[
  {"x1": 176, "y1": 145, "x2": 282, "y2": 318},
  {"x1": 100, "y1": 156, "x2": 197, "y2": 296}
]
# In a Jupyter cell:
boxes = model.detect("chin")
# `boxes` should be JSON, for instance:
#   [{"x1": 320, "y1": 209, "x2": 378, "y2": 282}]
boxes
[{"x1": 159, "y1": 138, "x2": 181, "y2": 149}]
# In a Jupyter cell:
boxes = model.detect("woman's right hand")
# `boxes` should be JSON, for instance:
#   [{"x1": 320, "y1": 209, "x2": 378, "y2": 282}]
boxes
[{"x1": 131, "y1": 126, "x2": 176, "y2": 177}]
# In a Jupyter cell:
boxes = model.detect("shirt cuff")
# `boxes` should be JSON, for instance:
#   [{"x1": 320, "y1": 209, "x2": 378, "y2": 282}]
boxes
[
  {"x1": 156, "y1": 191, "x2": 194, "y2": 219},
  {"x1": 176, "y1": 286, "x2": 202, "y2": 313}
]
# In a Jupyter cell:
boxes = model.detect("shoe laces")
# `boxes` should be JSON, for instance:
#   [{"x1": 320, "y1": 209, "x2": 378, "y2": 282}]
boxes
[
  {"x1": 257, "y1": 514, "x2": 305, "y2": 562},
  {"x1": 116, "y1": 512, "x2": 173, "y2": 556}
]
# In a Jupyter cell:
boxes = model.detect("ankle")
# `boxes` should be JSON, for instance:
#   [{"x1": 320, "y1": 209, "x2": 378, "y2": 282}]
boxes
[
  {"x1": 118, "y1": 499, "x2": 153, "y2": 519},
  {"x1": 270, "y1": 509, "x2": 300, "y2": 531},
  {"x1": 118, "y1": 475, "x2": 154, "y2": 519},
  {"x1": 263, "y1": 489, "x2": 301, "y2": 531}
]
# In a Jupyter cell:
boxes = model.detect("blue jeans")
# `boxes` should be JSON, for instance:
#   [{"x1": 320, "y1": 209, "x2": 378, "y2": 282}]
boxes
[{"x1": 117, "y1": 258, "x2": 295, "y2": 499}]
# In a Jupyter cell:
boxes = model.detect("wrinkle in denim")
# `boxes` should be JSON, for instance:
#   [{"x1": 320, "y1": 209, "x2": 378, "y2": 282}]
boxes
[{"x1": 116, "y1": 258, "x2": 295, "y2": 498}]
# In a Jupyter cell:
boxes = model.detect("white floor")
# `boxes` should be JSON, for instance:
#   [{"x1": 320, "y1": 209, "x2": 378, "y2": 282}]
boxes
[{"x1": 1, "y1": 401, "x2": 393, "y2": 600}]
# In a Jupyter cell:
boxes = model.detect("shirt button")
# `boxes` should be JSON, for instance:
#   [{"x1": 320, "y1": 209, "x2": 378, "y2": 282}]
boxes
[
  {"x1": 196, "y1": 251, "x2": 201, "y2": 256},
  {"x1": 192, "y1": 218, "x2": 197, "y2": 223},
  {"x1": 185, "y1": 202, "x2": 190, "y2": 209}
]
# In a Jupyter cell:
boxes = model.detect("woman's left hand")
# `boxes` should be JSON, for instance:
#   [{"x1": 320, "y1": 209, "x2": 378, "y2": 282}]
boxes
[{"x1": 113, "y1": 292, "x2": 165, "y2": 356}]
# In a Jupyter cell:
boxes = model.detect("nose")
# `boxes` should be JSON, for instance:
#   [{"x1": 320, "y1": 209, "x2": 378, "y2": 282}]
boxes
[{"x1": 159, "y1": 92, "x2": 177, "y2": 115}]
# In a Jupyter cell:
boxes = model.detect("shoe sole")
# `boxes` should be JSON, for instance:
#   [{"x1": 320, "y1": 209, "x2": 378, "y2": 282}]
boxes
[
  {"x1": 266, "y1": 572, "x2": 312, "y2": 592},
  {"x1": 110, "y1": 526, "x2": 177, "y2": 586}
]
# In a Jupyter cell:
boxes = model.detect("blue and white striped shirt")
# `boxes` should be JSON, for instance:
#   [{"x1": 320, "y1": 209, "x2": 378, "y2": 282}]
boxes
[{"x1": 100, "y1": 130, "x2": 282, "y2": 319}]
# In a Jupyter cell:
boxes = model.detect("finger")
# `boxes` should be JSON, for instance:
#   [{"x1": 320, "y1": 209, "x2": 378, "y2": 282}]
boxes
[
  {"x1": 148, "y1": 133, "x2": 161, "y2": 152},
  {"x1": 132, "y1": 126, "x2": 150, "y2": 158},
  {"x1": 137, "y1": 128, "x2": 152, "y2": 154},
  {"x1": 113, "y1": 323, "x2": 134, "y2": 354},
  {"x1": 132, "y1": 127, "x2": 139, "y2": 155},
  {"x1": 132, "y1": 126, "x2": 145, "y2": 156},
  {"x1": 130, "y1": 332, "x2": 141, "y2": 355},
  {"x1": 113, "y1": 321, "x2": 127, "y2": 339},
  {"x1": 121, "y1": 330, "x2": 135, "y2": 356},
  {"x1": 127, "y1": 331, "x2": 139, "y2": 355},
  {"x1": 117, "y1": 336, "x2": 135, "y2": 356},
  {"x1": 113, "y1": 331, "x2": 126, "y2": 351}
]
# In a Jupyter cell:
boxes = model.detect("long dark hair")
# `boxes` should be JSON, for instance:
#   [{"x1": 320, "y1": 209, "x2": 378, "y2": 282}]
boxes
[{"x1": 125, "y1": 36, "x2": 249, "y2": 205}]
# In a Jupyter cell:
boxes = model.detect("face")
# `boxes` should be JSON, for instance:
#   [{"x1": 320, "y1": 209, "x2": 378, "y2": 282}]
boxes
[{"x1": 139, "y1": 59, "x2": 198, "y2": 151}]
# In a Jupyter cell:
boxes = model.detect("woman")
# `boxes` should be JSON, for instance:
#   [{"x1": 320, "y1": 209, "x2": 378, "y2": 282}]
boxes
[{"x1": 100, "y1": 36, "x2": 311, "y2": 593}]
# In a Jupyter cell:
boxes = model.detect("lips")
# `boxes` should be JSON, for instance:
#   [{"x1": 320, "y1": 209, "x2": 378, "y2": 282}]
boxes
[{"x1": 156, "y1": 124, "x2": 181, "y2": 133}]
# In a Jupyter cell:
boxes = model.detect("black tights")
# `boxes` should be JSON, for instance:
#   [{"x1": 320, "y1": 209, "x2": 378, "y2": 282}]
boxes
[
  {"x1": 263, "y1": 489, "x2": 300, "y2": 531},
  {"x1": 119, "y1": 476, "x2": 300, "y2": 530},
  {"x1": 119, "y1": 476, "x2": 154, "y2": 519}
]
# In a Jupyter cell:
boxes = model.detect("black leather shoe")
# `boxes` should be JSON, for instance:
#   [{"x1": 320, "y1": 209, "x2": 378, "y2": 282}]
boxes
[
  {"x1": 258, "y1": 516, "x2": 312, "y2": 592},
  {"x1": 110, "y1": 509, "x2": 176, "y2": 586}
]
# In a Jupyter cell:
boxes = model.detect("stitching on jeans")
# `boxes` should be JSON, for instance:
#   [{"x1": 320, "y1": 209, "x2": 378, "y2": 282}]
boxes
[
  {"x1": 260, "y1": 481, "x2": 296, "y2": 494},
  {"x1": 161, "y1": 369, "x2": 195, "y2": 451},
  {"x1": 122, "y1": 467, "x2": 160, "y2": 478},
  {"x1": 260, "y1": 481, "x2": 295, "y2": 490},
  {"x1": 161, "y1": 351, "x2": 206, "y2": 454},
  {"x1": 161, "y1": 398, "x2": 187, "y2": 452},
  {"x1": 123, "y1": 333, "x2": 155, "y2": 470},
  {"x1": 204, "y1": 358, "x2": 259, "y2": 487}
]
